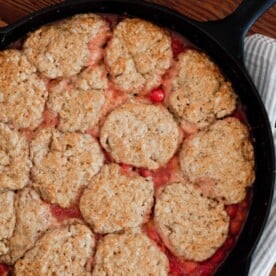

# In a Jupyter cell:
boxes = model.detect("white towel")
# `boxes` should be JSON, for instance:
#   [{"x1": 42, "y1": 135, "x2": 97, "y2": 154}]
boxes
[{"x1": 244, "y1": 34, "x2": 276, "y2": 276}]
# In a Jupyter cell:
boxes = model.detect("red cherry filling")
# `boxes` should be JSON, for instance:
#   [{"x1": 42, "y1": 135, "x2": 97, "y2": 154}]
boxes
[
  {"x1": 42, "y1": 109, "x2": 59, "y2": 128},
  {"x1": 195, "y1": 263, "x2": 215, "y2": 276},
  {"x1": 50, "y1": 204, "x2": 83, "y2": 221},
  {"x1": 171, "y1": 36, "x2": 186, "y2": 57},
  {"x1": 0, "y1": 264, "x2": 8, "y2": 275},
  {"x1": 149, "y1": 88, "x2": 165, "y2": 103},
  {"x1": 233, "y1": 103, "x2": 248, "y2": 126},
  {"x1": 222, "y1": 237, "x2": 235, "y2": 251},
  {"x1": 169, "y1": 258, "x2": 183, "y2": 275},
  {"x1": 119, "y1": 163, "x2": 133, "y2": 174},
  {"x1": 225, "y1": 204, "x2": 238, "y2": 219},
  {"x1": 210, "y1": 249, "x2": 226, "y2": 264},
  {"x1": 138, "y1": 168, "x2": 153, "y2": 178}
]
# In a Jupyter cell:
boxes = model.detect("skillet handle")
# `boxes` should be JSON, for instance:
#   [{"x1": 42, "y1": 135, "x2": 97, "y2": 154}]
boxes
[
  {"x1": 195, "y1": 0, "x2": 276, "y2": 65},
  {"x1": 0, "y1": 23, "x2": 9, "y2": 46}
]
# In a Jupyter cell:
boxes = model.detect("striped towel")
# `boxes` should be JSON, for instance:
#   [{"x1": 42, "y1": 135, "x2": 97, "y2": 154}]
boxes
[{"x1": 244, "y1": 34, "x2": 276, "y2": 276}]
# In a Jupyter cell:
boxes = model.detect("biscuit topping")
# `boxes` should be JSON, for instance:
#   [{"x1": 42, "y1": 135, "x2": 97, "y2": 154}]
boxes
[
  {"x1": 100, "y1": 101, "x2": 179, "y2": 169},
  {"x1": 31, "y1": 129, "x2": 104, "y2": 208}
]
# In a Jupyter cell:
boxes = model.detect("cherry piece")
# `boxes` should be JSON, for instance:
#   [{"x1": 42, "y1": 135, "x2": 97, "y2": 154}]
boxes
[
  {"x1": 149, "y1": 88, "x2": 165, "y2": 103},
  {"x1": 120, "y1": 163, "x2": 133, "y2": 174},
  {"x1": 222, "y1": 237, "x2": 235, "y2": 250},
  {"x1": 210, "y1": 249, "x2": 225, "y2": 264},
  {"x1": 171, "y1": 36, "x2": 185, "y2": 57},
  {"x1": 230, "y1": 220, "x2": 241, "y2": 236},
  {"x1": 225, "y1": 204, "x2": 238, "y2": 219},
  {"x1": 138, "y1": 168, "x2": 153, "y2": 178},
  {"x1": 196, "y1": 263, "x2": 215, "y2": 276}
]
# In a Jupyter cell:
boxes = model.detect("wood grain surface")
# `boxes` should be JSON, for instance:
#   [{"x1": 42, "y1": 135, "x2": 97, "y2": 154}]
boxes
[{"x1": 0, "y1": 0, "x2": 275, "y2": 38}]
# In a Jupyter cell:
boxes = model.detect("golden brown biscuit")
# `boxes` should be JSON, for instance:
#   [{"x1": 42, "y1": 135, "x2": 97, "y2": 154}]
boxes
[
  {"x1": 31, "y1": 128, "x2": 104, "y2": 208},
  {"x1": 48, "y1": 65, "x2": 108, "y2": 132},
  {"x1": 93, "y1": 229, "x2": 169, "y2": 275},
  {"x1": 0, "y1": 50, "x2": 48, "y2": 129},
  {"x1": 165, "y1": 49, "x2": 236, "y2": 132},
  {"x1": 15, "y1": 224, "x2": 95, "y2": 276},
  {"x1": 24, "y1": 14, "x2": 110, "y2": 78},
  {"x1": 80, "y1": 164, "x2": 154, "y2": 234},
  {"x1": 0, "y1": 123, "x2": 31, "y2": 192},
  {"x1": 154, "y1": 182, "x2": 229, "y2": 261},
  {"x1": 180, "y1": 117, "x2": 255, "y2": 204},
  {"x1": 0, "y1": 191, "x2": 15, "y2": 256},
  {"x1": 105, "y1": 18, "x2": 172, "y2": 95},
  {"x1": 0, "y1": 188, "x2": 56, "y2": 264},
  {"x1": 100, "y1": 101, "x2": 180, "y2": 170}
]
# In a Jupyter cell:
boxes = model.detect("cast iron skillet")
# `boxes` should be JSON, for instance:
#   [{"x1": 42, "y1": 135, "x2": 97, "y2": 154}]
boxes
[{"x1": 0, "y1": 0, "x2": 275, "y2": 275}]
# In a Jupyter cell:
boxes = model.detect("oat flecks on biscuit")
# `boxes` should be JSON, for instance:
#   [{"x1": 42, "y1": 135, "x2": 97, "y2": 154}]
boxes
[
  {"x1": 15, "y1": 224, "x2": 95, "y2": 276},
  {"x1": 48, "y1": 65, "x2": 108, "y2": 132},
  {"x1": 0, "y1": 123, "x2": 31, "y2": 192},
  {"x1": 31, "y1": 128, "x2": 104, "y2": 208},
  {"x1": 80, "y1": 163, "x2": 154, "y2": 234},
  {"x1": 180, "y1": 117, "x2": 255, "y2": 204},
  {"x1": 0, "y1": 188, "x2": 56, "y2": 264},
  {"x1": 154, "y1": 182, "x2": 229, "y2": 262},
  {"x1": 24, "y1": 13, "x2": 110, "y2": 78},
  {"x1": 0, "y1": 50, "x2": 48, "y2": 129},
  {"x1": 100, "y1": 101, "x2": 180, "y2": 170},
  {"x1": 105, "y1": 18, "x2": 173, "y2": 95},
  {"x1": 165, "y1": 49, "x2": 236, "y2": 131},
  {"x1": 92, "y1": 229, "x2": 169, "y2": 276},
  {"x1": 0, "y1": 191, "x2": 15, "y2": 256}
]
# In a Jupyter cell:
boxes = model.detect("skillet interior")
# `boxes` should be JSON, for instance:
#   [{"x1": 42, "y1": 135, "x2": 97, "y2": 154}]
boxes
[{"x1": 0, "y1": 0, "x2": 274, "y2": 275}]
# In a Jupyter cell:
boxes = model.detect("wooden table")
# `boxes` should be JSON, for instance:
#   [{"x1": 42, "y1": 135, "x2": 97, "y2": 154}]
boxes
[{"x1": 0, "y1": 0, "x2": 275, "y2": 38}]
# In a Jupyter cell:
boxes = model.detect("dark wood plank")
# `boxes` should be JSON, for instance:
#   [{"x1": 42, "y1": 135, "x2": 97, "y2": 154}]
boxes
[
  {"x1": 0, "y1": 0, "x2": 275, "y2": 38},
  {"x1": 0, "y1": 19, "x2": 7, "y2": 27}
]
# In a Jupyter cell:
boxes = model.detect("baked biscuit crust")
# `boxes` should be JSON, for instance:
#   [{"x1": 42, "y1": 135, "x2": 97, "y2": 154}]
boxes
[
  {"x1": 92, "y1": 229, "x2": 169, "y2": 275},
  {"x1": 154, "y1": 182, "x2": 229, "y2": 261},
  {"x1": 0, "y1": 50, "x2": 48, "y2": 129},
  {"x1": 24, "y1": 14, "x2": 110, "y2": 78},
  {"x1": 0, "y1": 188, "x2": 56, "y2": 264},
  {"x1": 0, "y1": 123, "x2": 31, "y2": 192},
  {"x1": 105, "y1": 18, "x2": 172, "y2": 95},
  {"x1": 165, "y1": 50, "x2": 236, "y2": 131},
  {"x1": 31, "y1": 128, "x2": 104, "y2": 208},
  {"x1": 48, "y1": 65, "x2": 108, "y2": 132},
  {"x1": 0, "y1": 191, "x2": 15, "y2": 257},
  {"x1": 180, "y1": 117, "x2": 255, "y2": 204},
  {"x1": 15, "y1": 224, "x2": 95, "y2": 276},
  {"x1": 100, "y1": 101, "x2": 179, "y2": 169},
  {"x1": 80, "y1": 164, "x2": 154, "y2": 234}
]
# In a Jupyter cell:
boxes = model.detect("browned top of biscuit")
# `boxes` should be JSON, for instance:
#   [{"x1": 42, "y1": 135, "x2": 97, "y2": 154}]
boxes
[
  {"x1": 0, "y1": 123, "x2": 31, "y2": 192},
  {"x1": 105, "y1": 18, "x2": 172, "y2": 95},
  {"x1": 48, "y1": 65, "x2": 108, "y2": 132},
  {"x1": 93, "y1": 229, "x2": 169, "y2": 275},
  {"x1": 0, "y1": 188, "x2": 56, "y2": 264},
  {"x1": 80, "y1": 164, "x2": 154, "y2": 234},
  {"x1": 154, "y1": 182, "x2": 229, "y2": 261},
  {"x1": 15, "y1": 224, "x2": 95, "y2": 276},
  {"x1": 0, "y1": 50, "x2": 48, "y2": 129},
  {"x1": 100, "y1": 101, "x2": 180, "y2": 169},
  {"x1": 165, "y1": 49, "x2": 236, "y2": 132},
  {"x1": 180, "y1": 117, "x2": 255, "y2": 204},
  {"x1": 31, "y1": 128, "x2": 104, "y2": 208},
  {"x1": 24, "y1": 14, "x2": 110, "y2": 78}
]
